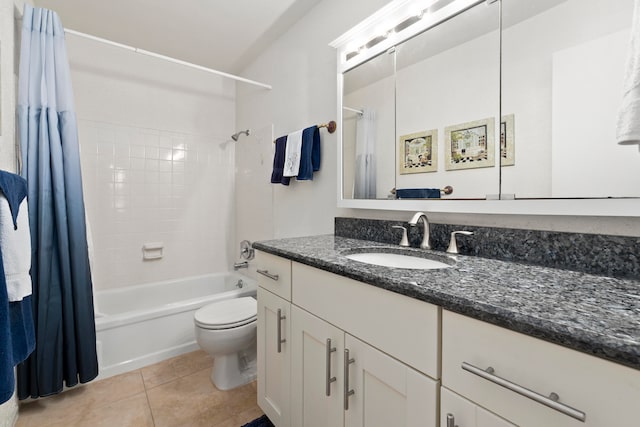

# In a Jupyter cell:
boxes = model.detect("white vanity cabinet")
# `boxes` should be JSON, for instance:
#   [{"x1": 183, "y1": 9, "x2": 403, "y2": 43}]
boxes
[
  {"x1": 442, "y1": 310, "x2": 640, "y2": 427},
  {"x1": 256, "y1": 250, "x2": 441, "y2": 427},
  {"x1": 291, "y1": 262, "x2": 440, "y2": 427},
  {"x1": 291, "y1": 305, "x2": 438, "y2": 427},
  {"x1": 256, "y1": 251, "x2": 293, "y2": 427}
]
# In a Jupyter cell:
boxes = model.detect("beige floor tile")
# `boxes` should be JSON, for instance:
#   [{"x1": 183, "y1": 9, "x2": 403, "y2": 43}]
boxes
[
  {"x1": 146, "y1": 367, "x2": 230, "y2": 427},
  {"x1": 71, "y1": 392, "x2": 154, "y2": 427},
  {"x1": 17, "y1": 370, "x2": 145, "y2": 426},
  {"x1": 233, "y1": 405, "x2": 264, "y2": 426},
  {"x1": 171, "y1": 350, "x2": 213, "y2": 378},
  {"x1": 15, "y1": 351, "x2": 260, "y2": 427},
  {"x1": 222, "y1": 382, "x2": 259, "y2": 416},
  {"x1": 141, "y1": 350, "x2": 212, "y2": 390},
  {"x1": 43, "y1": 392, "x2": 154, "y2": 427}
]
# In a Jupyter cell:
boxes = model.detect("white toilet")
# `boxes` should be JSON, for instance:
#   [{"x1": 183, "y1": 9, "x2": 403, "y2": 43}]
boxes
[{"x1": 194, "y1": 296, "x2": 258, "y2": 390}]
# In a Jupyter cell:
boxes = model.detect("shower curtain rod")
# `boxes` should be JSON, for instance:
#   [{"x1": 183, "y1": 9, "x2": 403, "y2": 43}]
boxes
[
  {"x1": 343, "y1": 106, "x2": 363, "y2": 115},
  {"x1": 64, "y1": 28, "x2": 273, "y2": 90}
]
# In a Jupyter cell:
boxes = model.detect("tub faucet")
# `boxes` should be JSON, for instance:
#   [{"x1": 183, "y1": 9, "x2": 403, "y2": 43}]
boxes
[
  {"x1": 408, "y1": 212, "x2": 431, "y2": 250},
  {"x1": 233, "y1": 261, "x2": 248, "y2": 270}
]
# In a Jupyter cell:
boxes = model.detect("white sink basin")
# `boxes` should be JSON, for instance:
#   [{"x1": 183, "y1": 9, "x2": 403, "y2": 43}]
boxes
[{"x1": 344, "y1": 252, "x2": 452, "y2": 269}]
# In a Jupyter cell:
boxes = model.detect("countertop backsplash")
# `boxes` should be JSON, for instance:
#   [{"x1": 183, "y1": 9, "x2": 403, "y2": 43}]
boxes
[{"x1": 335, "y1": 217, "x2": 640, "y2": 280}]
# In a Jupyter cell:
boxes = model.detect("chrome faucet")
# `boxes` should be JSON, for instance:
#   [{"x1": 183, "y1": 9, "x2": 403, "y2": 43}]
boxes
[
  {"x1": 408, "y1": 212, "x2": 431, "y2": 249},
  {"x1": 233, "y1": 261, "x2": 249, "y2": 270}
]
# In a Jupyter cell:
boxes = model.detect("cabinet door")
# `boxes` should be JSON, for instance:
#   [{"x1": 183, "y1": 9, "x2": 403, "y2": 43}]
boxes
[
  {"x1": 344, "y1": 335, "x2": 438, "y2": 427},
  {"x1": 441, "y1": 387, "x2": 516, "y2": 427},
  {"x1": 257, "y1": 287, "x2": 291, "y2": 427},
  {"x1": 291, "y1": 306, "x2": 344, "y2": 427}
]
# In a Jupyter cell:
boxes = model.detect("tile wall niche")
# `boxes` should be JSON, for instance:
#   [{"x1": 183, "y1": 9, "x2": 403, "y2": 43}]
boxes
[{"x1": 67, "y1": 33, "x2": 237, "y2": 291}]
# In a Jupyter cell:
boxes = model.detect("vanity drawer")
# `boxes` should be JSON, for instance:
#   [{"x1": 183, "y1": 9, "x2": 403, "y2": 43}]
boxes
[
  {"x1": 254, "y1": 251, "x2": 292, "y2": 301},
  {"x1": 442, "y1": 310, "x2": 640, "y2": 427},
  {"x1": 292, "y1": 262, "x2": 440, "y2": 379}
]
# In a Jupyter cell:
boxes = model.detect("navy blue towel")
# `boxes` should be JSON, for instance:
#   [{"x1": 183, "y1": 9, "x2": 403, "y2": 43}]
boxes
[
  {"x1": 270, "y1": 136, "x2": 290, "y2": 186},
  {"x1": 0, "y1": 170, "x2": 35, "y2": 404},
  {"x1": 0, "y1": 171, "x2": 28, "y2": 229},
  {"x1": 395, "y1": 188, "x2": 441, "y2": 199},
  {"x1": 297, "y1": 125, "x2": 321, "y2": 180}
]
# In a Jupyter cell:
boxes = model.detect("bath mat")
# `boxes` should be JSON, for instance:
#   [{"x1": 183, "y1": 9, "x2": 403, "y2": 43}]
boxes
[{"x1": 242, "y1": 414, "x2": 275, "y2": 427}]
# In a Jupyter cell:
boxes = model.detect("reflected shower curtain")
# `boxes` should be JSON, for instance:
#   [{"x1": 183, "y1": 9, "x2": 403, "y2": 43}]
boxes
[
  {"x1": 16, "y1": 5, "x2": 98, "y2": 398},
  {"x1": 353, "y1": 109, "x2": 376, "y2": 199}
]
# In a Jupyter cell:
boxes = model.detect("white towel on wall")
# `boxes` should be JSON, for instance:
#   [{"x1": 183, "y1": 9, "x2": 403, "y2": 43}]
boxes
[
  {"x1": 283, "y1": 129, "x2": 304, "y2": 177},
  {"x1": 0, "y1": 195, "x2": 32, "y2": 301},
  {"x1": 616, "y1": 0, "x2": 640, "y2": 151}
]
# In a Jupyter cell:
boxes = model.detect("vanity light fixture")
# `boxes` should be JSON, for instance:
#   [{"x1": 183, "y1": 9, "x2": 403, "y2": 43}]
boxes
[
  {"x1": 394, "y1": 15, "x2": 422, "y2": 33},
  {"x1": 344, "y1": 2, "x2": 434, "y2": 62},
  {"x1": 341, "y1": 0, "x2": 459, "y2": 63}
]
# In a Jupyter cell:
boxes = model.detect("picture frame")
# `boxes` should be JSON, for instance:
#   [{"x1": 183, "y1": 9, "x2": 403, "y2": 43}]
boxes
[
  {"x1": 501, "y1": 114, "x2": 515, "y2": 166},
  {"x1": 445, "y1": 117, "x2": 495, "y2": 171},
  {"x1": 398, "y1": 129, "x2": 438, "y2": 174}
]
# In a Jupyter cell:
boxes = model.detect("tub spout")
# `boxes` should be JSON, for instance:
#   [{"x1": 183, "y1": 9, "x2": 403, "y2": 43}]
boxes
[{"x1": 233, "y1": 261, "x2": 249, "y2": 270}]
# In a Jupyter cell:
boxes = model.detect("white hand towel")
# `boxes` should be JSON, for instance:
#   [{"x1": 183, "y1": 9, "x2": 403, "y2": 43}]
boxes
[
  {"x1": 283, "y1": 129, "x2": 304, "y2": 177},
  {"x1": 0, "y1": 195, "x2": 32, "y2": 302},
  {"x1": 616, "y1": 0, "x2": 640, "y2": 150}
]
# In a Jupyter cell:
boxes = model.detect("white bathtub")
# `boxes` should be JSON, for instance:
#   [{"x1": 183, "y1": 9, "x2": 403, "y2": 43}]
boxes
[{"x1": 94, "y1": 273, "x2": 257, "y2": 379}]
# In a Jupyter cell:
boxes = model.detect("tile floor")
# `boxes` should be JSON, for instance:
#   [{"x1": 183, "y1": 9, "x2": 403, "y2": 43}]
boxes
[{"x1": 15, "y1": 350, "x2": 264, "y2": 427}]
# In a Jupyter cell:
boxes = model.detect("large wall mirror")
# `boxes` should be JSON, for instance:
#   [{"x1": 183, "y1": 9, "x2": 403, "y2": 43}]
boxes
[
  {"x1": 332, "y1": 0, "x2": 640, "y2": 215},
  {"x1": 502, "y1": 0, "x2": 637, "y2": 198}
]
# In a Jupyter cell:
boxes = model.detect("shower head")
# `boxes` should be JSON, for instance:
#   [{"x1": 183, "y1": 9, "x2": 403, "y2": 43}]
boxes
[{"x1": 231, "y1": 129, "x2": 250, "y2": 141}]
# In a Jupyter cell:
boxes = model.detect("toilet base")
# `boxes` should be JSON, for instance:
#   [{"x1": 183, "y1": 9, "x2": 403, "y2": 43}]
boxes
[{"x1": 211, "y1": 344, "x2": 257, "y2": 391}]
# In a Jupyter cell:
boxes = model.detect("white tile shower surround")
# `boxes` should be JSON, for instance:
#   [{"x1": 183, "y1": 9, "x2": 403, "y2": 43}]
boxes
[{"x1": 79, "y1": 119, "x2": 236, "y2": 291}]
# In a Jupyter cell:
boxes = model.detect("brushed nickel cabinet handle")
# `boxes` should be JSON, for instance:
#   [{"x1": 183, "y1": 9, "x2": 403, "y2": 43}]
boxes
[
  {"x1": 446, "y1": 413, "x2": 457, "y2": 427},
  {"x1": 344, "y1": 349, "x2": 355, "y2": 410},
  {"x1": 326, "y1": 338, "x2": 337, "y2": 396},
  {"x1": 462, "y1": 362, "x2": 586, "y2": 422},
  {"x1": 276, "y1": 309, "x2": 286, "y2": 353},
  {"x1": 257, "y1": 269, "x2": 279, "y2": 281}
]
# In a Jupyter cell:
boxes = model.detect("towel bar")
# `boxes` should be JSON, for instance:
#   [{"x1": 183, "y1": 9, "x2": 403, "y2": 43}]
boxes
[{"x1": 273, "y1": 120, "x2": 337, "y2": 143}]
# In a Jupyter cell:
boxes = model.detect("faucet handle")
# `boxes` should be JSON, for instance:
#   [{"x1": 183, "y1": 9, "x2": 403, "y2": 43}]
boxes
[
  {"x1": 392, "y1": 225, "x2": 410, "y2": 247},
  {"x1": 446, "y1": 231, "x2": 474, "y2": 254}
]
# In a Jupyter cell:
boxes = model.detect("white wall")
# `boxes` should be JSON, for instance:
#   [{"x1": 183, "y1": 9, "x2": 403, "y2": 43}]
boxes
[
  {"x1": 67, "y1": 34, "x2": 237, "y2": 291},
  {"x1": 235, "y1": 0, "x2": 392, "y2": 248},
  {"x1": 236, "y1": 0, "x2": 640, "y2": 239}
]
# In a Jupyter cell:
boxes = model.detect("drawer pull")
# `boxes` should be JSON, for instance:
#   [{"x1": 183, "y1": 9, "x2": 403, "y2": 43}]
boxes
[
  {"x1": 461, "y1": 362, "x2": 586, "y2": 422},
  {"x1": 344, "y1": 349, "x2": 355, "y2": 410},
  {"x1": 326, "y1": 339, "x2": 337, "y2": 396},
  {"x1": 446, "y1": 413, "x2": 457, "y2": 427},
  {"x1": 277, "y1": 309, "x2": 286, "y2": 353},
  {"x1": 257, "y1": 269, "x2": 279, "y2": 281}
]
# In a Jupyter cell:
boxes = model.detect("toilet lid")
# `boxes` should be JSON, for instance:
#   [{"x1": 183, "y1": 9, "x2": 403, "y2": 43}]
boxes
[{"x1": 194, "y1": 297, "x2": 257, "y2": 329}]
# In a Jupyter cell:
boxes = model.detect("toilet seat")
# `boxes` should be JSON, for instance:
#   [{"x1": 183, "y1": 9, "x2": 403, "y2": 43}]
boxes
[{"x1": 194, "y1": 297, "x2": 257, "y2": 330}]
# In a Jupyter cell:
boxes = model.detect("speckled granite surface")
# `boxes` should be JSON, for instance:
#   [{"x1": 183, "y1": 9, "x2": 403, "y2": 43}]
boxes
[
  {"x1": 335, "y1": 217, "x2": 640, "y2": 280},
  {"x1": 252, "y1": 234, "x2": 640, "y2": 371}
]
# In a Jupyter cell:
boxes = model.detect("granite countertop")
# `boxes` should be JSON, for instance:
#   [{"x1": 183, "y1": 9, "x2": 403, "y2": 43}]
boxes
[{"x1": 252, "y1": 234, "x2": 640, "y2": 371}]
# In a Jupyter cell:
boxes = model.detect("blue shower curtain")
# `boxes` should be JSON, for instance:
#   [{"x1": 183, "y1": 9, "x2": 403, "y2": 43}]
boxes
[{"x1": 16, "y1": 5, "x2": 98, "y2": 398}]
